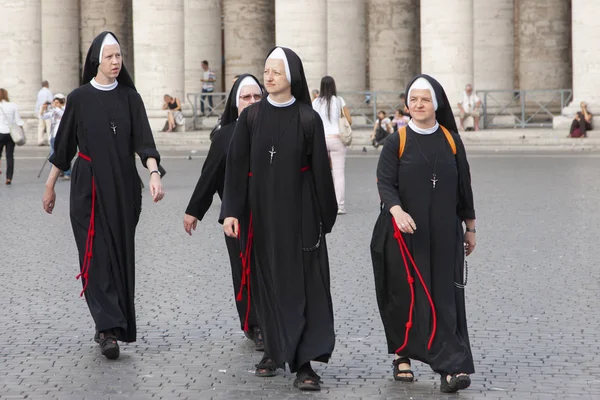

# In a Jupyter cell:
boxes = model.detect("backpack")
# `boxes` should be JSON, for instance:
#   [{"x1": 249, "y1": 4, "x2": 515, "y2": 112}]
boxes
[
  {"x1": 398, "y1": 125, "x2": 456, "y2": 158},
  {"x1": 246, "y1": 101, "x2": 315, "y2": 156}
]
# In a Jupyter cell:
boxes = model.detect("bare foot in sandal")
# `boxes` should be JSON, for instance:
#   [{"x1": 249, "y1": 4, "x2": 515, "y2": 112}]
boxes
[{"x1": 393, "y1": 357, "x2": 414, "y2": 382}]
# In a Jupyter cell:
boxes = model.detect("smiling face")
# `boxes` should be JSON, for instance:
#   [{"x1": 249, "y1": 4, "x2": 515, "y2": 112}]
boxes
[
  {"x1": 408, "y1": 89, "x2": 436, "y2": 127},
  {"x1": 263, "y1": 58, "x2": 291, "y2": 97},
  {"x1": 237, "y1": 85, "x2": 262, "y2": 114},
  {"x1": 97, "y1": 43, "x2": 122, "y2": 82}
]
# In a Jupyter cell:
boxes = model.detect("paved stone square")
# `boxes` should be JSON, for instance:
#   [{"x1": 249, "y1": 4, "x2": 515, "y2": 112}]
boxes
[{"x1": 1, "y1": 148, "x2": 600, "y2": 399}]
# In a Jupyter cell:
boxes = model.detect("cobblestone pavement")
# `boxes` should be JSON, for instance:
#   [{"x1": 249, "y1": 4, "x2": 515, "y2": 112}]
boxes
[{"x1": 1, "y1": 148, "x2": 600, "y2": 400}]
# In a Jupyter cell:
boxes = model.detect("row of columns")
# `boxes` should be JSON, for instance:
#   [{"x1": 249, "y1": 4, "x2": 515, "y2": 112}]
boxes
[{"x1": 1, "y1": 0, "x2": 598, "y2": 114}]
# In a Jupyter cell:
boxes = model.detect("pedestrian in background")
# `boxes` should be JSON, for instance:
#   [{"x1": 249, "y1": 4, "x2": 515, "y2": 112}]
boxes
[
  {"x1": 312, "y1": 76, "x2": 352, "y2": 215},
  {"x1": 0, "y1": 88, "x2": 25, "y2": 185},
  {"x1": 35, "y1": 81, "x2": 53, "y2": 146}
]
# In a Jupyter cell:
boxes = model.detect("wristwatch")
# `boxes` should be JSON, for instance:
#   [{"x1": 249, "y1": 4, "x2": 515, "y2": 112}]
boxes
[
  {"x1": 150, "y1": 169, "x2": 161, "y2": 177},
  {"x1": 466, "y1": 227, "x2": 477, "y2": 233}
]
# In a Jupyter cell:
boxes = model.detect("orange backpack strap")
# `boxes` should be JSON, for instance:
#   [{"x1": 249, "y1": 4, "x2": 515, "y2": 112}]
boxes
[
  {"x1": 398, "y1": 126, "x2": 407, "y2": 158},
  {"x1": 440, "y1": 125, "x2": 457, "y2": 155}
]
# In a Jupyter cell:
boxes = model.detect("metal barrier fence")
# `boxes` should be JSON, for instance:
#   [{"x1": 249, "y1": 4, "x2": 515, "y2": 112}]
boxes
[
  {"x1": 186, "y1": 90, "x2": 406, "y2": 129},
  {"x1": 479, "y1": 89, "x2": 572, "y2": 129},
  {"x1": 186, "y1": 92, "x2": 228, "y2": 130},
  {"x1": 187, "y1": 89, "x2": 573, "y2": 130}
]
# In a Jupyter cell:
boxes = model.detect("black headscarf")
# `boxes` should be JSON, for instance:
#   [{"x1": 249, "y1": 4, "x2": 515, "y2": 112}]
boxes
[
  {"x1": 405, "y1": 74, "x2": 459, "y2": 133},
  {"x1": 81, "y1": 31, "x2": 136, "y2": 90},
  {"x1": 220, "y1": 73, "x2": 263, "y2": 127},
  {"x1": 265, "y1": 47, "x2": 311, "y2": 106}
]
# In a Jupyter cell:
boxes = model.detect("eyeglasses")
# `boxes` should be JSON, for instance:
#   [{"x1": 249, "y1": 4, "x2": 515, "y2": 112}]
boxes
[{"x1": 239, "y1": 94, "x2": 262, "y2": 101}]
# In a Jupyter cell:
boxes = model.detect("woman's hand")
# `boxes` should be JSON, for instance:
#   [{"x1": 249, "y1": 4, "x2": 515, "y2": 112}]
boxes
[
  {"x1": 183, "y1": 214, "x2": 198, "y2": 236},
  {"x1": 223, "y1": 217, "x2": 239, "y2": 238},
  {"x1": 390, "y1": 206, "x2": 416, "y2": 234},
  {"x1": 149, "y1": 174, "x2": 164, "y2": 202},
  {"x1": 42, "y1": 185, "x2": 56, "y2": 214},
  {"x1": 464, "y1": 232, "x2": 476, "y2": 256}
]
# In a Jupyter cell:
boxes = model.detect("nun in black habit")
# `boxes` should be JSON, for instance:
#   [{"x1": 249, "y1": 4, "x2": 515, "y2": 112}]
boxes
[
  {"x1": 42, "y1": 32, "x2": 164, "y2": 360},
  {"x1": 370, "y1": 74, "x2": 477, "y2": 393},
  {"x1": 184, "y1": 73, "x2": 263, "y2": 348},
  {"x1": 221, "y1": 47, "x2": 338, "y2": 391}
]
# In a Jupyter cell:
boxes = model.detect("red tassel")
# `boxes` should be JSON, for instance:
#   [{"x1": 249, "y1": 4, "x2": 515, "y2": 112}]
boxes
[
  {"x1": 75, "y1": 153, "x2": 95, "y2": 298},
  {"x1": 392, "y1": 217, "x2": 437, "y2": 353}
]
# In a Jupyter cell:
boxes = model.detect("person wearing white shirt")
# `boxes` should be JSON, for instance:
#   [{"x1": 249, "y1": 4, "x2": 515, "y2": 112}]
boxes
[
  {"x1": 457, "y1": 84, "x2": 481, "y2": 131},
  {"x1": 36, "y1": 81, "x2": 53, "y2": 145},
  {"x1": 0, "y1": 88, "x2": 25, "y2": 184},
  {"x1": 312, "y1": 76, "x2": 352, "y2": 215}
]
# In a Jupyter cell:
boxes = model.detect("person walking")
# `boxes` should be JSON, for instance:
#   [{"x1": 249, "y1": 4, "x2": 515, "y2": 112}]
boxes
[
  {"x1": 221, "y1": 47, "x2": 338, "y2": 391},
  {"x1": 371, "y1": 74, "x2": 477, "y2": 393},
  {"x1": 0, "y1": 88, "x2": 25, "y2": 185},
  {"x1": 312, "y1": 76, "x2": 352, "y2": 214},
  {"x1": 42, "y1": 31, "x2": 165, "y2": 360}
]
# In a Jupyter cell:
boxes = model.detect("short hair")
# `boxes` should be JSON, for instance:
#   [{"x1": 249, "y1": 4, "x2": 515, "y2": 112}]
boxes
[
  {"x1": 55, "y1": 97, "x2": 66, "y2": 105},
  {"x1": 42, "y1": 80, "x2": 49, "y2": 87},
  {"x1": 399, "y1": 92, "x2": 406, "y2": 99},
  {"x1": 0, "y1": 88, "x2": 9, "y2": 102},
  {"x1": 378, "y1": 110, "x2": 386, "y2": 116},
  {"x1": 201, "y1": 60, "x2": 209, "y2": 66}
]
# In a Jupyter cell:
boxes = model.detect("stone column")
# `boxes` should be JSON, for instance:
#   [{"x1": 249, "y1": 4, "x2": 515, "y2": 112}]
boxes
[
  {"x1": 473, "y1": 0, "x2": 514, "y2": 92},
  {"x1": 518, "y1": 0, "x2": 571, "y2": 91},
  {"x1": 185, "y1": 0, "x2": 222, "y2": 96},
  {"x1": 275, "y1": 0, "x2": 327, "y2": 92},
  {"x1": 0, "y1": 0, "x2": 41, "y2": 111},
  {"x1": 571, "y1": 1, "x2": 599, "y2": 109},
  {"x1": 223, "y1": 0, "x2": 274, "y2": 91},
  {"x1": 42, "y1": 0, "x2": 80, "y2": 95},
  {"x1": 368, "y1": 0, "x2": 418, "y2": 93},
  {"x1": 554, "y1": 0, "x2": 598, "y2": 129},
  {"x1": 80, "y1": 0, "x2": 134, "y2": 77},
  {"x1": 133, "y1": 0, "x2": 184, "y2": 109},
  {"x1": 327, "y1": 0, "x2": 366, "y2": 91},
  {"x1": 420, "y1": 0, "x2": 473, "y2": 109}
]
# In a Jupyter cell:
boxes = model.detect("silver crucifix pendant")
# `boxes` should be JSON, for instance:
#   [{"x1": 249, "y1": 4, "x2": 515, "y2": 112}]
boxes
[
  {"x1": 431, "y1": 173, "x2": 438, "y2": 189},
  {"x1": 110, "y1": 122, "x2": 117, "y2": 135},
  {"x1": 269, "y1": 146, "x2": 276, "y2": 164}
]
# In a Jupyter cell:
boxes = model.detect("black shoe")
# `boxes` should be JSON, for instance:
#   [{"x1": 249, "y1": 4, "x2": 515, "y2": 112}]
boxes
[
  {"x1": 253, "y1": 327, "x2": 264, "y2": 351},
  {"x1": 294, "y1": 364, "x2": 322, "y2": 391},
  {"x1": 392, "y1": 357, "x2": 414, "y2": 382},
  {"x1": 440, "y1": 373, "x2": 471, "y2": 393},
  {"x1": 255, "y1": 356, "x2": 277, "y2": 377},
  {"x1": 98, "y1": 331, "x2": 120, "y2": 360}
]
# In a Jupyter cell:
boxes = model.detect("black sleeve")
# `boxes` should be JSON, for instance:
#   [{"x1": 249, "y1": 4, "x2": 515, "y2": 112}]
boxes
[
  {"x1": 185, "y1": 127, "x2": 228, "y2": 221},
  {"x1": 376, "y1": 131, "x2": 402, "y2": 212},
  {"x1": 454, "y1": 133, "x2": 476, "y2": 220},
  {"x1": 219, "y1": 109, "x2": 251, "y2": 223},
  {"x1": 130, "y1": 92, "x2": 160, "y2": 168},
  {"x1": 310, "y1": 111, "x2": 338, "y2": 234},
  {"x1": 48, "y1": 94, "x2": 78, "y2": 172}
]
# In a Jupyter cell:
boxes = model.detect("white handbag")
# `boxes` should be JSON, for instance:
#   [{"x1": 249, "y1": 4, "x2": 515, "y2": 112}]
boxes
[
  {"x1": 338, "y1": 97, "x2": 352, "y2": 146},
  {"x1": 0, "y1": 106, "x2": 26, "y2": 146}
]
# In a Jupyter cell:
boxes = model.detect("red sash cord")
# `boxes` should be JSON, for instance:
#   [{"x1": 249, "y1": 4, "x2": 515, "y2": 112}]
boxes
[
  {"x1": 391, "y1": 216, "x2": 437, "y2": 352},
  {"x1": 235, "y1": 165, "x2": 310, "y2": 331},
  {"x1": 75, "y1": 152, "x2": 95, "y2": 297}
]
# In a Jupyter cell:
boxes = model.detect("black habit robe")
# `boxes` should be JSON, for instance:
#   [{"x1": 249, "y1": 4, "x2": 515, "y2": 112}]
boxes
[
  {"x1": 220, "y1": 47, "x2": 338, "y2": 372},
  {"x1": 49, "y1": 32, "x2": 160, "y2": 343},
  {"x1": 370, "y1": 74, "x2": 476, "y2": 375},
  {"x1": 185, "y1": 74, "x2": 261, "y2": 332}
]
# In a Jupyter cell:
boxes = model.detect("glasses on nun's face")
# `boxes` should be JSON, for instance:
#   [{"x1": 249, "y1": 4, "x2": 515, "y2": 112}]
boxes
[{"x1": 239, "y1": 94, "x2": 262, "y2": 102}]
